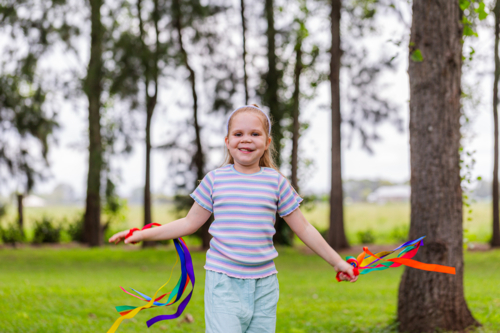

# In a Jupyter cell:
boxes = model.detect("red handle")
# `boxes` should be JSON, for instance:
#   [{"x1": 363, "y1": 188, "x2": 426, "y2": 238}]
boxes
[
  {"x1": 336, "y1": 267, "x2": 359, "y2": 282},
  {"x1": 125, "y1": 223, "x2": 161, "y2": 244}
]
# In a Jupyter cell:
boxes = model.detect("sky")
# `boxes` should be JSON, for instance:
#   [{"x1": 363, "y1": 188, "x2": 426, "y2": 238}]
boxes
[{"x1": 2, "y1": 1, "x2": 497, "y2": 200}]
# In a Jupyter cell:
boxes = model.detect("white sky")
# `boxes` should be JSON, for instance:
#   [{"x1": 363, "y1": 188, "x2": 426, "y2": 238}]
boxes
[{"x1": 2, "y1": 2, "x2": 497, "y2": 199}]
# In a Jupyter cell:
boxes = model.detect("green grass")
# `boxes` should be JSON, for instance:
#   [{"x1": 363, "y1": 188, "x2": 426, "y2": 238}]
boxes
[
  {"x1": 0, "y1": 246, "x2": 499, "y2": 333},
  {"x1": 2, "y1": 201, "x2": 494, "y2": 244}
]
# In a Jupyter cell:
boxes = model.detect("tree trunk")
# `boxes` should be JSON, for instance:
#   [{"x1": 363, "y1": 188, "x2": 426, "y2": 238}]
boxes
[
  {"x1": 173, "y1": 0, "x2": 210, "y2": 249},
  {"x1": 17, "y1": 193, "x2": 23, "y2": 230},
  {"x1": 138, "y1": 0, "x2": 159, "y2": 248},
  {"x1": 264, "y1": 0, "x2": 292, "y2": 245},
  {"x1": 291, "y1": 41, "x2": 302, "y2": 191},
  {"x1": 328, "y1": 0, "x2": 349, "y2": 250},
  {"x1": 397, "y1": 1, "x2": 480, "y2": 331},
  {"x1": 240, "y1": 0, "x2": 249, "y2": 105},
  {"x1": 264, "y1": 0, "x2": 282, "y2": 165},
  {"x1": 84, "y1": 0, "x2": 103, "y2": 247},
  {"x1": 492, "y1": 0, "x2": 500, "y2": 248},
  {"x1": 143, "y1": 104, "x2": 155, "y2": 248}
]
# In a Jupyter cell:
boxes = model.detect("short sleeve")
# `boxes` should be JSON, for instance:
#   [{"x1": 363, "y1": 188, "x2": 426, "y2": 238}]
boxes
[
  {"x1": 190, "y1": 171, "x2": 215, "y2": 213},
  {"x1": 277, "y1": 174, "x2": 303, "y2": 217}
]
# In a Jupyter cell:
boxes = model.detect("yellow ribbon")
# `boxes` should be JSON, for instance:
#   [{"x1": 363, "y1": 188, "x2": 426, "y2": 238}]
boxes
[{"x1": 107, "y1": 255, "x2": 179, "y2": 333}]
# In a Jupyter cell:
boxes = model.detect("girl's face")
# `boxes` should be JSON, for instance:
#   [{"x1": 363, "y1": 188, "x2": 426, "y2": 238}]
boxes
[{"x1": 225, "y1": 112, "x2": 272, "y2": 172}]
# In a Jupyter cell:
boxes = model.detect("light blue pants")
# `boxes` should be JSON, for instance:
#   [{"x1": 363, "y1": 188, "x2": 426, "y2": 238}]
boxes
[{"x1": 204, "y1": 270, "x2": 279, "y2": 333}]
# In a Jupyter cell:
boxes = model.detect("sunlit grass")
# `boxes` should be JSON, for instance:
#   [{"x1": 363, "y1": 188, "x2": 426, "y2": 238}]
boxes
[{"x1": 0, "y1": 246, "x2": 498, "y2": 333}]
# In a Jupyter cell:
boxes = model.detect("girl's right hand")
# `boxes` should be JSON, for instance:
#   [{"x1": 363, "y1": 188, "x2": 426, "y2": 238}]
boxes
[
  {"x1": 334, "y1": 260, "x2": 358, "y2": 283},
  {"x1": 108, "y1": 230, "x2": 133, "y2": 244}
]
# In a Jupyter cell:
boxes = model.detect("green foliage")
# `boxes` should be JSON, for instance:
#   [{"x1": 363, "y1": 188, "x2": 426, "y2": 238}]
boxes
[
  {"x1": 0, "y1": 202, "x2": 7, "y2": 219},
  {"x1": 390, "y1": 225, "x2": 409, "y2": 243},
  {"x1": 66, "y1": 214, "x2": 85, "y2": 243},
  {"x1": 357, "y1": 229, "x2": 376, "y2": 244},
  {"x1": 0, "y1": 0, "x2": 77, "y2": 193},
  {"x1": 0, "y1": 222, "x2": 25, "y2": 245},
  {"x1": 32, "y1": 217, "x2": 61, "y2": 244},
  {"x1": 102, "y1": 177, "x2": 128, "y2": 229},
  {"x1": 461, "y1": 0, "x2": 488, "y2": 40},
  {"x1": 410, "y1": 49, "x2": 423, "y2": 62}
]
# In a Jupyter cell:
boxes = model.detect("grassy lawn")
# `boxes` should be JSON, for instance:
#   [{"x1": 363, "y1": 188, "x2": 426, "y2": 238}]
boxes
[
  {"x1": 1, "y1": 201, "x2": 494, "y2": 245},
  {"x1": 0, "y1": 245, "x2": 498, "y2": 333}
]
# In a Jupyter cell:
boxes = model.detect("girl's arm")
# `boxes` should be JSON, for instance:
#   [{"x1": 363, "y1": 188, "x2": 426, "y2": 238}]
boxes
[
  {"x1": 108, "y1": 202, "x2": 212, "y2": 244},
  {"x1": 283, "y1": 207, "x2": 358, "y2": 282}
]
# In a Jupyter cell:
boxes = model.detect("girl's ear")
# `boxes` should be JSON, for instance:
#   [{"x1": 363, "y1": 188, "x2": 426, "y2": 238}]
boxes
[
  {"x1": 265, "y1": 137, "x2": 272, "y2": 150},
  {"x1": 225, "y1": 136, "x2": 229, "y2": 149}
]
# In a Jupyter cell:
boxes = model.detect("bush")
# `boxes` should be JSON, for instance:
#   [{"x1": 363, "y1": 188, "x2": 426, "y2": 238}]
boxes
[
  {"x1": 0, "y1": 222, "x2": 25, "y2": 245},
  {"x1": 391, "y1": 225, "x2": 409, "y2": 243},
  {"x1": 33, "y1": 217, "x2": 61, "y2": 244},
  {"x1": 0, "y1": 202, "x2": 7, "y2": 219},
  {"x1": 357, "y1": 229, "x2": 376, "y2": 244},
  {"x1": 67, "y1": 214, "x2": 85, "y2": 243}
]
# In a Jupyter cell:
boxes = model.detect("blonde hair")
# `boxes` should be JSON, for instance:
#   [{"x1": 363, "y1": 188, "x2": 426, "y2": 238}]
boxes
[{"x1": 222, "y1": 104, "x2": 280, "y2": 171}]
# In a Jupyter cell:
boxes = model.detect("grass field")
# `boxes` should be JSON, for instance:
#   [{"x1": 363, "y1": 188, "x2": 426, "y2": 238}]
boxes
[
  {"x1": 2, "y1": 201, "x2": 494, "y2": 245},
  {"x1": 0, "y1": 245, "x2": 498, "y2": 333}
]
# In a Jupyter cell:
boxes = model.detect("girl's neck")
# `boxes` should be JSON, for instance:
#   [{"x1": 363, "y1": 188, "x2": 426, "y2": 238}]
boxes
[{"x1": 233, "y1": 162, "x2": 261, "y2": 174}]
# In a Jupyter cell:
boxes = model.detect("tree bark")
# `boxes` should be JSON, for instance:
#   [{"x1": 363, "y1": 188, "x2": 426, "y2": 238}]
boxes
[
  {"x1": 17, "y1": 193, "x2": 23, "y2": 230},
  {"x1": 264, "y1": 0, "x2": 292, "y2": 245},
  {"x1": 264, "y1": 0, "x2": 282, "y2": 164},
  {"x1": 397, "y1": 1, "x2": 480, "y2": 331},
  {"x1": 84, "y1": 0, "x2": 104, "y2": 247},
  {"x1": 492, "y1": 0, "x2": 500, "y2": 248},
  {"x1": 138, "y1": 0, "x2": 159, "y2": 248},
  {"x1": 240, "y1": 0, "x2": 249, "y2": 105},
  {"x1": 291, "y1": 40, "x2": 302, "y2": 191},
  {"x1": 328, "y1": 0, "x2": 349, "y2": 250},
  {"x1": 173, "y1": 0, "x2": 210, "y2": 249}
]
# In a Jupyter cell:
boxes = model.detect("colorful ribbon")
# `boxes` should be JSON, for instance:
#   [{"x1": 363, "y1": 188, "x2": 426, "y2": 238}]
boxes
[
  {"x1": 336, "y1": 236, "x2": 456, "y2": 282},
  {"x1": 107, "y1": 223, "x2": 195, "y2": 332}
]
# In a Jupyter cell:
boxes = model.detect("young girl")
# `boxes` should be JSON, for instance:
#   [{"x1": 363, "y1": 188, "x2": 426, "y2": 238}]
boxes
[{"x1": 109, "y1": 104, "x2": 357, "y2": 333}]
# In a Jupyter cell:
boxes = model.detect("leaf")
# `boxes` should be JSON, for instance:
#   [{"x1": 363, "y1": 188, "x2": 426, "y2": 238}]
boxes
[
  {"x1": 477, "y1": 176, "x2": 482, "y2": 181},
  {"x1": 459, "y1": 0, "x2": 470, "y2": 10},
  {"x1": 463, "y1": 24, "x2": 478, "y2": 37},
  {"x1": 410, "y1": 49, "x2": 423, "y2": 62},
  {"x1": 475, "y1": 1, "x2": 488, "y2": 21}
]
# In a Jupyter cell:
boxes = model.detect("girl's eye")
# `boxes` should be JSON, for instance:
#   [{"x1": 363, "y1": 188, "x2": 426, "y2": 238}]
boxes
[
  {"x1": 252, "y1": 133, "x2": 260, "y2": 136},
  {"x1": 234, "y1": 133, "x2": 241, "y2": 136}
]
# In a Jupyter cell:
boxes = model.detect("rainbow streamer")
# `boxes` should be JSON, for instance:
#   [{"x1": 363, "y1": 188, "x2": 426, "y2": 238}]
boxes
[
  {"x1": 107, "y1": 234, "x2": 195, "y2": 332},
  {"x1": 336, "y1": 236, "x2": 456, "y2": 282}
]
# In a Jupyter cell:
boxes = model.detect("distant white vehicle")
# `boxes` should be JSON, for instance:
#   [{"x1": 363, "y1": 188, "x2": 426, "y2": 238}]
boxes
[
  {"x1": 367, "y1": 185, "x2": 410, "y2": 204},
  {"x1": 23, "y1": 195, "x2": 46, "y2": 207}
]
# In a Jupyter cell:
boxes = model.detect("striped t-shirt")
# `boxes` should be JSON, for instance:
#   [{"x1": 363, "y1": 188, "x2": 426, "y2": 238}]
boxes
[{"x1": 190, "y1": 164, "x2": 303, "y2": 279}]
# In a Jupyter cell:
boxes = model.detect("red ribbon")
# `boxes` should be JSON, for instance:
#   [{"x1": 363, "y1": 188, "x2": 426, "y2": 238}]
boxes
[{"x1": 125, "y1": 223, "x2": 161, "y2": 244}]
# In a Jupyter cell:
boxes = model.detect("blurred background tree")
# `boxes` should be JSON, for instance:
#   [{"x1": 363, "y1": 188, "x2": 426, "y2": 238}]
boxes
[
  {"x1": 492, "y1": 0, "x2": 500, "y2": 248},
  {"x1": 0, "y1": 0, "x2": 76, "y2": 235}
]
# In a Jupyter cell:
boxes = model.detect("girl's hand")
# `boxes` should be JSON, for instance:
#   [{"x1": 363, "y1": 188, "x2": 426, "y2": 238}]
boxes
[
  {"x1": 334, "y1": 260, "x2": 358, "y2": 283},
  {"x1": 108, "y1": 229, "x2": 141, "y2": 245}
]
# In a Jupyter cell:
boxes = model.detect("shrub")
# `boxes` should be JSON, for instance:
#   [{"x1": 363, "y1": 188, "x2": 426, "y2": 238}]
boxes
[
  {"x1": 67, "y1": 214, "x2": 85, "y2": 243},
  {"x1": 33, "y1": 217, "x2": 61, "y2": 244},
  {"x1": 319, "y1": 228, "x2": 328, "y2": 240},
  {"x1": 391, "y1": 225, "x2": 409, "y2": 243},
  {"x1": 357, "y1": 229, "x2": 376, "y2": 244},
  {"x1": 0, "y1": 222, "x2": 25, "y2": 246},
  {"x1": 0, "y1": 202, "x2": 7, "y2": 219}
]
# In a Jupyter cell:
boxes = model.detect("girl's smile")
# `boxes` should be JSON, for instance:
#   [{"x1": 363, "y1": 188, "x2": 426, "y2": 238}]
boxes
[{"x1": 225, "y1": 113, "x2": 271, "y2": 173}]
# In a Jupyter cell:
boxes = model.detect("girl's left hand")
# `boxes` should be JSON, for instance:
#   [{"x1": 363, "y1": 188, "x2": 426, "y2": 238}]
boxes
[{"x1": 334, "y1": 260, "x2": 358, "y2": 283}]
